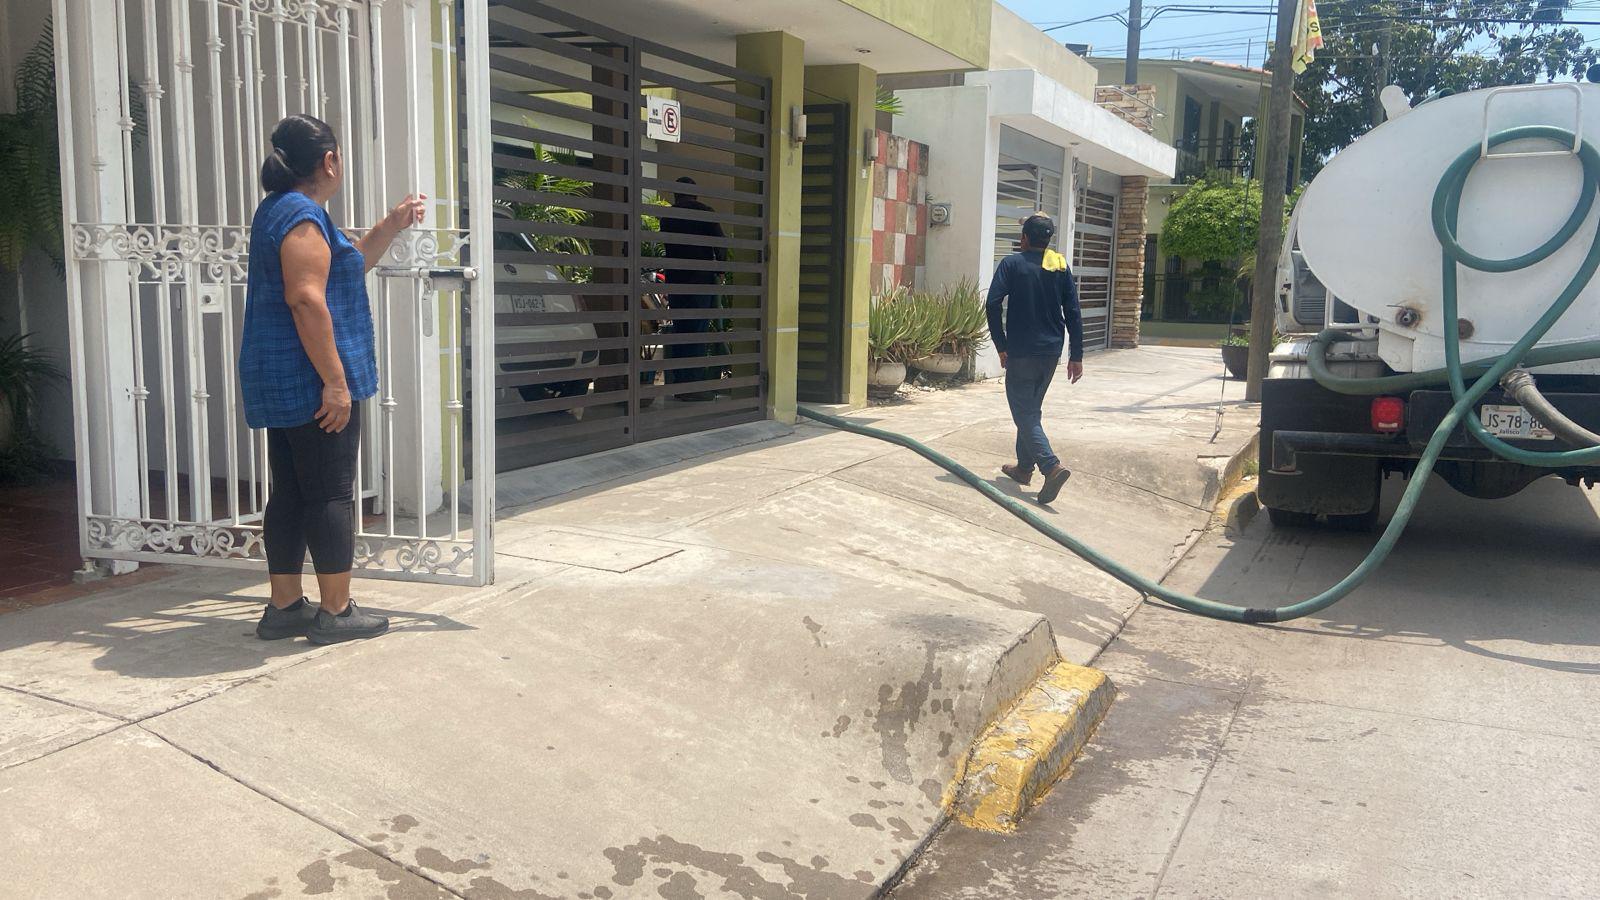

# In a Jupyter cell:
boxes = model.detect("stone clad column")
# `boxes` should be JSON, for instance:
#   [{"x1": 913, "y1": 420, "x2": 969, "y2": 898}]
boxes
[{"x1": 1094, "y1": 84, "x2": 1158, "y2": 349}]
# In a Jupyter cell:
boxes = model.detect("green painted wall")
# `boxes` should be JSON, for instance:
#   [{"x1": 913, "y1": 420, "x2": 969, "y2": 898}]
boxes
[
  {"x1": 838, "y1": 0, "x2": 989, "y2": 69},
  {"x1": 737, "y1": 32, "x2": 805, "y2": 425},
  {"x1": 803, "y1": 64, "x2": 876, "y2": 408}
]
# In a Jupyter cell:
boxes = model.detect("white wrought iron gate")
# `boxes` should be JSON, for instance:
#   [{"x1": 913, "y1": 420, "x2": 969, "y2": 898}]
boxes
[{"x1": 53, "y1": 0, "x2": 497, "y2": 585}]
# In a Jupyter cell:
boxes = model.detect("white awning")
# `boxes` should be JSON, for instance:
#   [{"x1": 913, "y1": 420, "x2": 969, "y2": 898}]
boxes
[{"x1": 971, "y1": 69, "x2": 1177, "y2": 179}]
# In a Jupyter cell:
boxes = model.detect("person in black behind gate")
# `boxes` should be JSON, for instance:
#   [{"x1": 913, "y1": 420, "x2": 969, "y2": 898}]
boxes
[{"x1": 659, "y1": 176, "x2": 727, "y2": 400}]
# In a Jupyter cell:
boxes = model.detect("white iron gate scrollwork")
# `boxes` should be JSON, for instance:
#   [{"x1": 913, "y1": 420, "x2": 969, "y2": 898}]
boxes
[{"x1": 54, "y1": 0, "x2": 496, "y2": 585}]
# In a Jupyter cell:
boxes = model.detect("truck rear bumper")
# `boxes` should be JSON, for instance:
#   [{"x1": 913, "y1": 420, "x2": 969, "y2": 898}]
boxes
[
  {"x1": 1269, "y1": 430, "x2": 1407, "y2": 473},
  {"x1": 1266, "y1": 383, "x2": 1600, "y2": 473}
]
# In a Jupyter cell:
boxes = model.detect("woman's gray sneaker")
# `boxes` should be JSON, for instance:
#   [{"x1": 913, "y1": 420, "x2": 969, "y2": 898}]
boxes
[
  {"x1": 307, "y1": 600, "x2": 390, "y2": 645},
  {"x1": 255, "y1": 597, "x2": 318, "y2": 641}
]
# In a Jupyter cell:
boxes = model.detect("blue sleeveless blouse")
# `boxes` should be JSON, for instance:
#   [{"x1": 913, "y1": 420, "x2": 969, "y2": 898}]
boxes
[{"x1": 239, "y1": 191, "x2": 378, "y2": 429}]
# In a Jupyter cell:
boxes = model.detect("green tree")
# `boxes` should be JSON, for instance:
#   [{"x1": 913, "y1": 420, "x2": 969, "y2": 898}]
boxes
[
  {"x1": 1161, "y1": 179, "x2": 1266, "y2": 262},
  {"x1": 1299, "y1": 0, "x2": 1596, "y2": 177}
]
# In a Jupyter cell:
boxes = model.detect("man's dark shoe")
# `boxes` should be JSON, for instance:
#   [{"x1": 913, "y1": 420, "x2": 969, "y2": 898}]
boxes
[
  {"x1": 256, "y1": 597, "x2": 317, "y2": 641},
  {"x1": 1000, "y1": 463, "x2": 1033, "y2": 487},
  {"x1": 1036, "y1": 465, "x2": 1073, "y2": 505},
  {"x1": 307, "y1": 600, "x2": 390, "y2": 645}
]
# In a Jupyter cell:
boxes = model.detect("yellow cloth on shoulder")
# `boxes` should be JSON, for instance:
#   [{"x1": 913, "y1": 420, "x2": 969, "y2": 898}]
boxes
[{"x1": 1041, "y1": 249, "x2": 1068, "y2": 272}]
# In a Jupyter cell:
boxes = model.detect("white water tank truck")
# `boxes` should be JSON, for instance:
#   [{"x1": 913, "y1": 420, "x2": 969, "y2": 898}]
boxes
[{"x1": 1263, "y1": 82, "x2": 1600, "y2": 529}]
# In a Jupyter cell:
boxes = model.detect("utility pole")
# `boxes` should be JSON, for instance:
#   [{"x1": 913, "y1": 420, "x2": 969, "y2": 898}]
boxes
[
  {"x1": 1126, "y1": 0, "x2": 1142, "y2": 84},
  {"x1": 1372, "y1": 18, "x2": 1392, "y2": 129},
  {"x1": 1246, "y1": 0, "x2": 1301, "y2": 402}
]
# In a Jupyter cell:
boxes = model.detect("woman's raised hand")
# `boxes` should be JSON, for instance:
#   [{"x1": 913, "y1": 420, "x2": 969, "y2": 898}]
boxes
[{"x1": 384, "y1": 194, "x2": 427, "y2": 232}]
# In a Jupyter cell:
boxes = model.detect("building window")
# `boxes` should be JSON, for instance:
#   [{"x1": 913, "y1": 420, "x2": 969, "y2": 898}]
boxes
[{"x1": 1181, "y1": 96, "x2": 1202, "y2": 154}]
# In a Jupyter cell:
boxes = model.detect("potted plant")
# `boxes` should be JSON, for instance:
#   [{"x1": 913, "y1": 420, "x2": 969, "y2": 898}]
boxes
[
  {"x1": 1219, "y1": 331, "x2": 1250, "y2": 380},
  {"x1": 869, "y1": 285, "x2": 912, "y2": 391},
  {"x1": 0, "y1": 334, "x2": 62, "y2": 482},
  {"x1": 911, "y1": 279, "x2": 987, "y2": 375}
]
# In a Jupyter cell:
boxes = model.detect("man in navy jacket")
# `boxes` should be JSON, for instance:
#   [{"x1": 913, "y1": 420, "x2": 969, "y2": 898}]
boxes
[{"x1": 986, "y1": 213, "x2": 1085, "y2": 505}]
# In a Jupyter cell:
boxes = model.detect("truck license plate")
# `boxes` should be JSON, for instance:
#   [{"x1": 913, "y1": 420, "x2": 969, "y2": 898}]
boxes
[
  {"x1": 1480, "y1": 404, "x2": 1555, "y2": 441},
  {"x1": 509, "y1": 295, "x2": 546, "y2": 313}
]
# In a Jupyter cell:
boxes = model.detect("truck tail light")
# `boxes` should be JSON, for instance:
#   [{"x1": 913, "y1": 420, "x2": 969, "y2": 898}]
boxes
[{"x1": 1370, "y1": 396, "x2": 1405, "y2": 433}]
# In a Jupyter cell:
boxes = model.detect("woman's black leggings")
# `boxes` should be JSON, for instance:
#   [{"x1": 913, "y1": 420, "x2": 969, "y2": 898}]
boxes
[{"x1": 264, "y1": 407, "x2": 361, "y2": 575}]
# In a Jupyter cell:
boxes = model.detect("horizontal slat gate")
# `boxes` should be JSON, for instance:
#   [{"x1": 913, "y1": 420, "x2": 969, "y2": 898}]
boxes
[{"x1": 475, "y1": 0, "x2": 770, "y2": 471}]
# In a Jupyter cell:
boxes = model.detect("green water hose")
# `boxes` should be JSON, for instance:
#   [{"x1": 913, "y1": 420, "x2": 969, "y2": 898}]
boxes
[{"x1": 800, "y1": 124, "x2": 1600, "y2": 624}]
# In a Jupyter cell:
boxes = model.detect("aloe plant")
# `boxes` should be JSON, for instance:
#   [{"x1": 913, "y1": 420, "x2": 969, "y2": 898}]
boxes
[
  {"x1": 901, "y1": 290, "x2": 945, "y2": 361},
  {"x1": 869, "y1": 284, "x2": 912, "y2": 363},
  {"x1": 938, "y1": 278, "x2": 989, "y2": 356}
]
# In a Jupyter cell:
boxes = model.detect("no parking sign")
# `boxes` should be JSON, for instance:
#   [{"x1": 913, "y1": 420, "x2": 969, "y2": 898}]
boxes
[{"x1": 647, "y1": 96, "x2": 682, "y2": 142}]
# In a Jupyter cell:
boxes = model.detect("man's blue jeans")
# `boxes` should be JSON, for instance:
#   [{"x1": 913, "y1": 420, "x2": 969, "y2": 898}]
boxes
[{"x1": 1005, "y1": 355, "x2": 1060, "y2": 476}]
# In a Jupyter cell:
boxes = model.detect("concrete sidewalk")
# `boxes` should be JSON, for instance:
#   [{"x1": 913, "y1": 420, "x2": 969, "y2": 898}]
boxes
[{"x1": 0, "y1": 347, "x2": 1251, "y2": 899}]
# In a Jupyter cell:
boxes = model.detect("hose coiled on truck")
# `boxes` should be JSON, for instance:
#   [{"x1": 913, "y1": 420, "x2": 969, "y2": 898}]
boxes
[{"x1": 799, "y1": 124, "x2": 1600, "y2": 623}]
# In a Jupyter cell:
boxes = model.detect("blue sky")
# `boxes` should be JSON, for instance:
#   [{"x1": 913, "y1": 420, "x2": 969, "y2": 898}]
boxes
[{"x1": 995, "y1": 0, "x2": 1600, "y2": 70}]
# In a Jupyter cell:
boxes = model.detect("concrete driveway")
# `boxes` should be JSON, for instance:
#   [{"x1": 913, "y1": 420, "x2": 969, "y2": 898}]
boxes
[{"x1": 1, "y1": 347, "x2": 1253, "y2": 899}]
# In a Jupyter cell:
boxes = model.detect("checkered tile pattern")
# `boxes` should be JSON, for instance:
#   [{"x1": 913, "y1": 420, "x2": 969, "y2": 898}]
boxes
[{"x1": 871, "y1": 131, "x2": 929, "y2": 292}]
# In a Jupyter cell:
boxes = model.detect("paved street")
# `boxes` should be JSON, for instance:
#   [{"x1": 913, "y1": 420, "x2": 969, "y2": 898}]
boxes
[{"x1": 896, "y1": 473, "x2": 1600, "y2": 898}]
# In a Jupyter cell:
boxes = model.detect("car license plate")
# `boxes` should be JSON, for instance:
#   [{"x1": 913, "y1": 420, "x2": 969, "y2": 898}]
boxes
[
  {"x1": 1480, "y1": 404, "x2": 1555, "y2": 440},
  {"x1": 509, "y1": 295, "x2": 545, "y2": 313}
]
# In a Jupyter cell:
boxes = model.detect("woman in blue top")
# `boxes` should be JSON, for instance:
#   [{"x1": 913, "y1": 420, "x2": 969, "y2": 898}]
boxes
[{"x1": 241, "y1": 114, "x2": 425, "y2": 645}]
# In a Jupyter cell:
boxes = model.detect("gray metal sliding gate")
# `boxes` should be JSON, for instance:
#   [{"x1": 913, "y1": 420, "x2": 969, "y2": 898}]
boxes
[
  {"x1": 478, "y1": 0, "x2": 772, "y2": 471},
  {"x1": 797, "y1": 104, "x2": 849, "y2": 405}
]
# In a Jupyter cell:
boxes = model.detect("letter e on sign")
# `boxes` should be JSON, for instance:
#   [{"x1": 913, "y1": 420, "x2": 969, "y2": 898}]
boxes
[{"x1": 648, "y1": 96, "x2": 682, "y2": 143}]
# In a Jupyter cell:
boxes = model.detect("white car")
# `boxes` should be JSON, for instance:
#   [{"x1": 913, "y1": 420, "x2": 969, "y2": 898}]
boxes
[{"x1": 493, "y1": 225, "x2": 597, "y2": 406}]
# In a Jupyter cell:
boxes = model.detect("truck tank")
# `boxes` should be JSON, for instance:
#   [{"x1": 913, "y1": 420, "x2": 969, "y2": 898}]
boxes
[{"x1": 1296, "y1": 83, "x2": 1600, "y2": 375}]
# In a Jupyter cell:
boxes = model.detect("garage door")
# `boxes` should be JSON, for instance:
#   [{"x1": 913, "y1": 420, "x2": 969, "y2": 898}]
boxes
[
  {"x1": 475, "y1": 0, "x2": 771, "y2": 471},
  {"x1": 1072, "y1": 166, "x2": 1118, "y2": 352}
]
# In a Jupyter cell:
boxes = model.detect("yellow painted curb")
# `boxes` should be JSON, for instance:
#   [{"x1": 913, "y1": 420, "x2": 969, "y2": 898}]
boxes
[{"x1": 946, "y1": 661, "x2": 1116, "y2": 833}]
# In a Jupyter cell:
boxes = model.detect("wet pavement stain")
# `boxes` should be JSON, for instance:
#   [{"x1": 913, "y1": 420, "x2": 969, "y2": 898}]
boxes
[
  {"x1": 802, "y1": 617, "x2": 825, "y2": 647},
  {"x1": 830, "y1": 715, "x2": 851, "y2": 738},
  {"x1": 331, "y1": 849, "x2": 454, "y2": 900},
  {"x1": 603, "y1": 834, "x2": 873, "y2": 899},
  {"x1": 389, "y1": 815, "x2": 421, "y2": 834},
  {"x1": 886, "y1": 817, "x2": 918, "y2": 843},
  {"x1": 415, "y1": 847, "x2": 491, "y2": 876},
  {"x1": 463, "y1": 876, "x2": 561, "y2": 900},
  {"x1": 848, "y1": 813, "x2": 884, "y2": 831},
  {"x1": 296, "y1": 859, "x2": 336, "y2": 895},
  {"x1": 753, "y1": 851, "x2": 874, "y2": 898},
  {"x1": 865, "y1": 643, "x2": 944, "y2": 783},
  {"x1": 658, "y1": 870, "x2": 705, "y2": 900}
]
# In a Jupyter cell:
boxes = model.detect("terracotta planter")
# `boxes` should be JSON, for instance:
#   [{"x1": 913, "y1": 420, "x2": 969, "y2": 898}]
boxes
[
  {"x1": 1220, "y1": 344, "x2": 1250, "y2": 380},
  {"x1": 869, "y1": 360, "x2": 907, "y2": 390},
  {"x1": 911, "y1": 351, "x2": 965, "y2": 375}
]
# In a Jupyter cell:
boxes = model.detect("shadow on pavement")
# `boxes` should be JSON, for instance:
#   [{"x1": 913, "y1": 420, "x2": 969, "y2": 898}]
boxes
[
  {"x1": 0, "y1": 570, "x2": 473, "y2": 684},
  {"x1": 1189, "y1": 472, "x2": 1600, "y2": 674}
]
